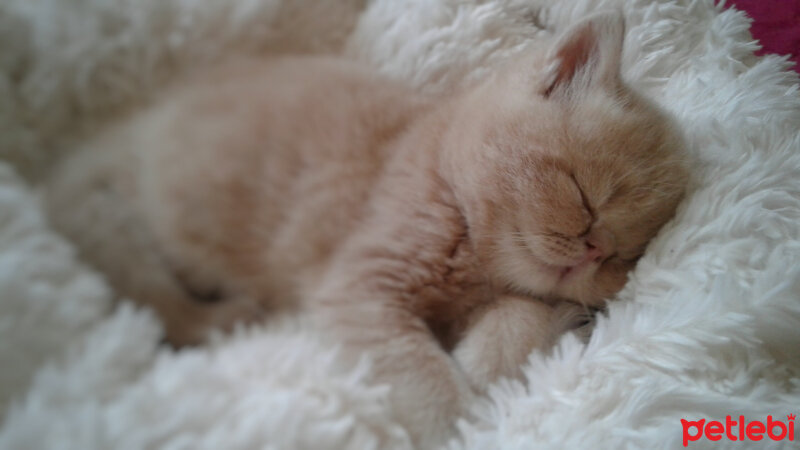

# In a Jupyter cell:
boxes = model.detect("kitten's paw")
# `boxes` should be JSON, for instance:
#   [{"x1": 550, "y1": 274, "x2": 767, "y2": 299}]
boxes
[{"x1": 453, "y1": 297, "x2": 554, "y2": 391}]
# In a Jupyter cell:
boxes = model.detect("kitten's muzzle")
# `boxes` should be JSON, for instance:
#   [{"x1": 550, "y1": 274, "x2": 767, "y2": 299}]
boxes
[{"x1": 559, "y1": 228, "x2": 616, "y2": 281}]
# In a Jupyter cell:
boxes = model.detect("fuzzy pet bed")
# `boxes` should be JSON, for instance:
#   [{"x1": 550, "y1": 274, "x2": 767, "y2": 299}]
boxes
[{"x1": 1, "y1": 0, "x2": 799, "y2": 448}]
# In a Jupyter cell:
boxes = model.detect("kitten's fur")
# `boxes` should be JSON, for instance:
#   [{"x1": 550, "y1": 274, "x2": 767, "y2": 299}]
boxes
[{"x1": 45, "y1": 12, "x2": 687, "y2": 446}]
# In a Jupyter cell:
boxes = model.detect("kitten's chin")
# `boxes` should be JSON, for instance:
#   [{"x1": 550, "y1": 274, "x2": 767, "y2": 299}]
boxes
[
  {"x1": 554, "y1": 259, "x2": 631, "y2": 307},
  {"x1": 497, "y1": 248, "x2": 586, "y2": 300},
  {"x1": 498, "y1": 248, "x2": 626, "y2": 307}
]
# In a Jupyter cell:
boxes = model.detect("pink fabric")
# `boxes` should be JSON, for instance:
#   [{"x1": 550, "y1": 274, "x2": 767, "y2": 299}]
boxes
[{"x1": 727, "y1": 0, "x2": 800, "y2": 72}]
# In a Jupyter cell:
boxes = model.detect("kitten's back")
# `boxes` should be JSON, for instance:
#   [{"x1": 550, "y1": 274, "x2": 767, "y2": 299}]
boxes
[{"x1": 44, "y1": 56, "x2": 433, "y2": 343}]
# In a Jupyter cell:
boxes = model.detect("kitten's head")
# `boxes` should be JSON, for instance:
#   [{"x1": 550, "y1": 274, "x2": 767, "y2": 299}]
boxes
[{"x1": 443, "y1": 11, "x2": 688, "y2": 307}]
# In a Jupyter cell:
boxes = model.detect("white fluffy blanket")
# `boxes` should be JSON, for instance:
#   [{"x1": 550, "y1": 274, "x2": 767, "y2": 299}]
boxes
[{"x1": 1, "y1": 0, "x2": 799, "y2": 448}]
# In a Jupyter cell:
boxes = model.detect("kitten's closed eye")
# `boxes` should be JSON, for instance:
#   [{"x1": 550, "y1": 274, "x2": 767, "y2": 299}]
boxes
[{"x1": 569, "y1": 174, "x2": 595, "y2": 232}]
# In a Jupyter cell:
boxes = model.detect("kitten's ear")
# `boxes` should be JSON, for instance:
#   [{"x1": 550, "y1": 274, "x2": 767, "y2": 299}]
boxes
[{"x1": 540, "y1": 11, "x2": 625, "y2": 98}]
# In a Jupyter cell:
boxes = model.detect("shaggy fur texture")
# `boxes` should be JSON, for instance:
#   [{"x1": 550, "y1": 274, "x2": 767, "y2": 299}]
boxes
[
  {"x1": 1, "y1": 0, "x2": 799, "y2": 449},
  {"x1": 41, "y1": 13, "x2": 687, "y2": 445}
]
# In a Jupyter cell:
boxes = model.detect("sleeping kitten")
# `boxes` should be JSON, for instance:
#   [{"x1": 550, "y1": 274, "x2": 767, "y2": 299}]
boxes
[{"x1": 45, "y1": 11, "x2": 687, "y2": 446}]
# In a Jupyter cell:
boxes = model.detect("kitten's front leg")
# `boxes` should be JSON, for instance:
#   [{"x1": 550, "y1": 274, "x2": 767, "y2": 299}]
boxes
[
  {"x1": 312, "y1": 294, "x2": 474, "y2": 448},
  {"x1": 453, "y1": 296, "x2": 587, "y2": 391}
]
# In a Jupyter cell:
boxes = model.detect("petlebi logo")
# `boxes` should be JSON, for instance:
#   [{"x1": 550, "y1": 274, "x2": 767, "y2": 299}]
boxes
[{"x1": 681, "y1": 414, "x2": 796, "y2": 447}]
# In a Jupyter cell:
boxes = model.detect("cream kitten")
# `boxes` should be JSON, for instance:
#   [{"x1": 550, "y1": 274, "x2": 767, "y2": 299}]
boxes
[{"x1": 45, "y1": 11, "x2": 687, "y2": 446}]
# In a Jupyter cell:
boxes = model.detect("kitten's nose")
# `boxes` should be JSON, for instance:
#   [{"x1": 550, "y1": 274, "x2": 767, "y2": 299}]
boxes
[
  {"x1": 584, "y1": 227, "x2": 615, "y2": 263},
  {"x1": 585, "y1": 241, "x2": 605, "y2": 263}
]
